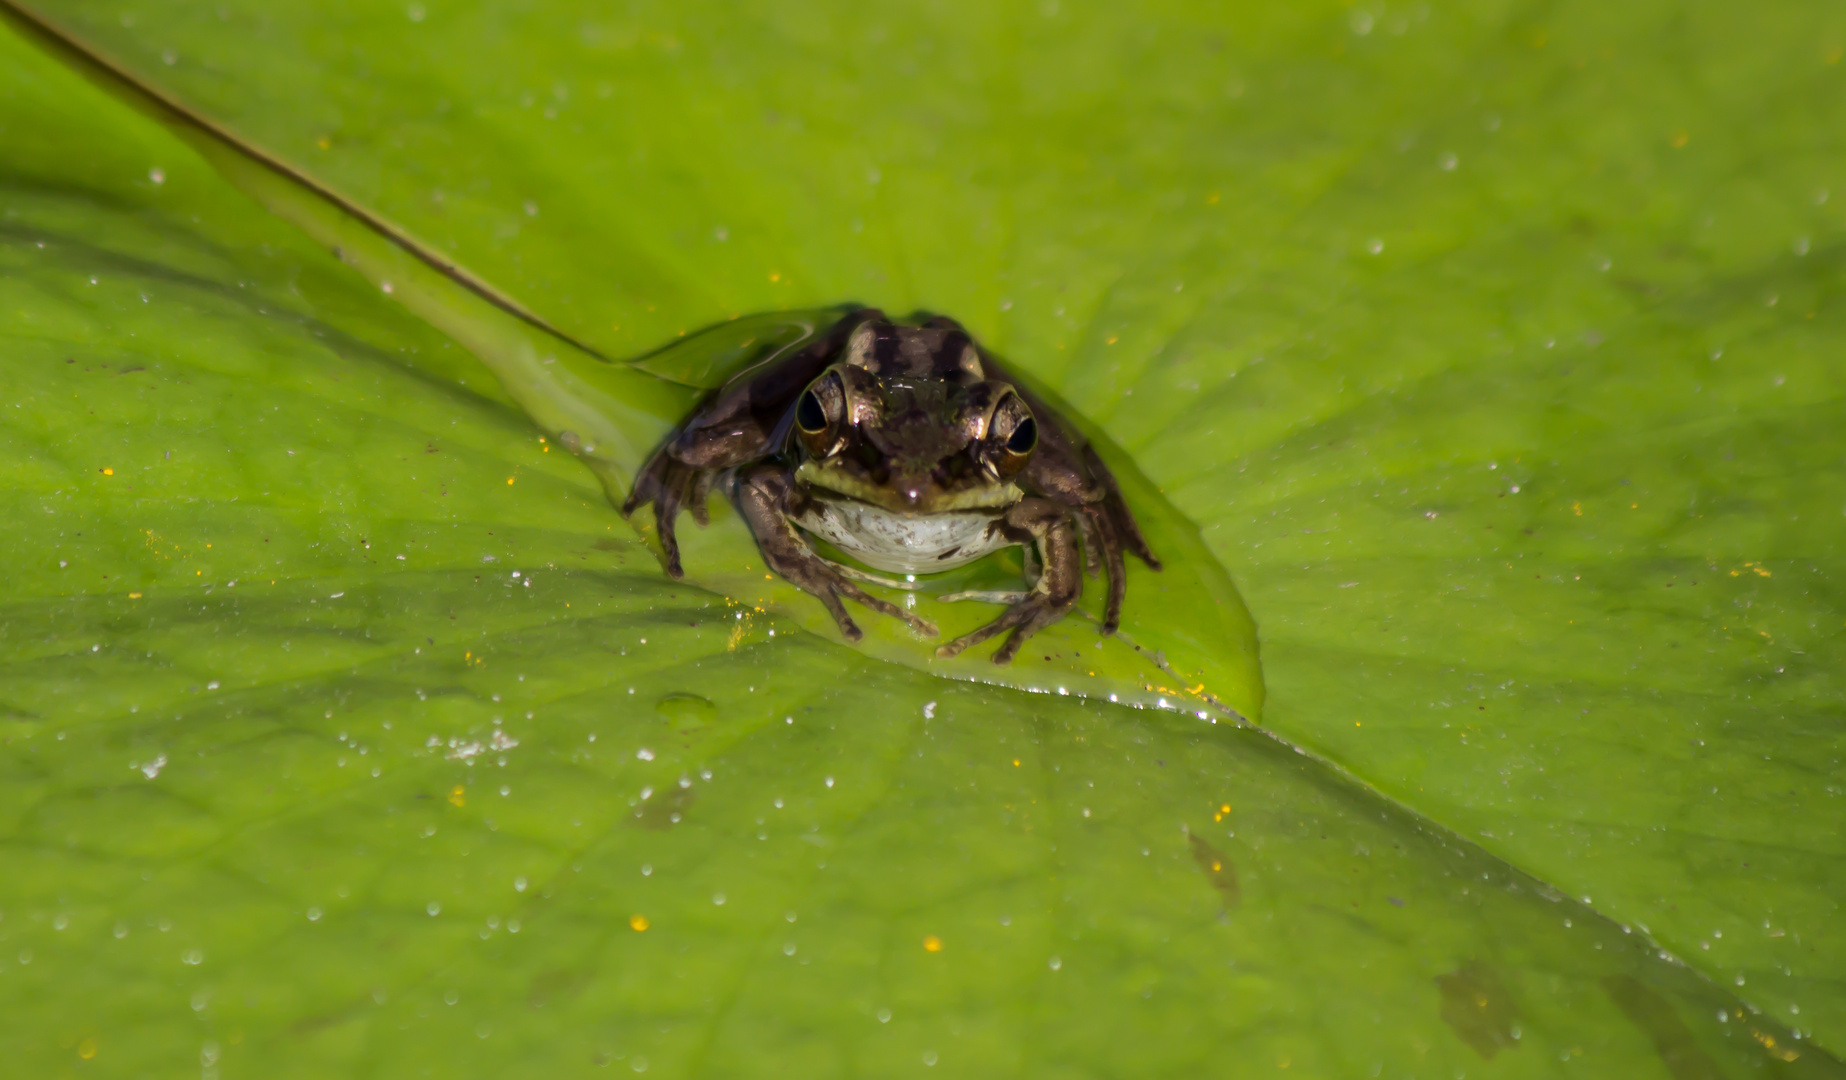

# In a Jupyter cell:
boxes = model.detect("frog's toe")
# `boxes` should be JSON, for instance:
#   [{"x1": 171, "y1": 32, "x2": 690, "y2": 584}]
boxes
[
  {"x1": 654, "y1": 511, "x2": 685, "y2": 577},
  {"x1": 938, "y1": 589, "x2": 1029, "y2": 605},
  {"x1": 990, "y1": 627, "x2": 1037, "y2": 665},
  {"x1": 936, "y1": 622, "x2": 1003, "y2": 660},
  {"x1": 823, "y1": 560, "x2": 926, "y2": 592},
  {"x1": 813, "y1": 590, "x2": 862, "y2": 641},
  {"x1": 938, "y1": 596, "x2": 1069, "y2": 664},
  {"x1": 688, "y1": 470, "x2": 715, "y2": 527},
  {"x1": 833, "y1": 579, "x2": 937, "y2": 637}
]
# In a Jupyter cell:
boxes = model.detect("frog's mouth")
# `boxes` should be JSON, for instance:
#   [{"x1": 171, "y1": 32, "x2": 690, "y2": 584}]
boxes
[{"x1": 795, "y1": 461, "x2": 1022, "y2": 514}]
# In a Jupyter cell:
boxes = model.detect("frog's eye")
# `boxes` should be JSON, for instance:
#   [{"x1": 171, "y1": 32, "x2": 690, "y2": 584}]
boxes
[
  {"x1": 986, "y1": 394, "x2": 1037, "y2": 476},
  {"x1": 794, "y1": 373, "x2": 846, "y2": 456},
  {"x1": 796, "y1": 389, "x2": 827, "y2": 434},
  {"x1": 1006, "y1": 416, "x2": 1038, "y2": 455}
]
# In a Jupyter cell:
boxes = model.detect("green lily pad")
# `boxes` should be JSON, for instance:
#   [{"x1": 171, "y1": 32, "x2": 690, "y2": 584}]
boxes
[
  {"x1": 1, "y1": 0, "x2": 1842, "y2": 1076},
  {"x1": 8, "y1": 1, "x2": 1261, "y2": 717}
]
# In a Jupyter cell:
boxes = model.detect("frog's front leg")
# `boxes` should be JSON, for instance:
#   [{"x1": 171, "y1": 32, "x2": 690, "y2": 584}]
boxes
[
  {"x1": 733, "y1": 465, "x2": 938, "y2": 642},
  {"x1": 622, "y1": 455, "x2": 710, "y2": 577},
  {"x1": 936, "y1": 499, "x2": 1081, "y2": 665}
]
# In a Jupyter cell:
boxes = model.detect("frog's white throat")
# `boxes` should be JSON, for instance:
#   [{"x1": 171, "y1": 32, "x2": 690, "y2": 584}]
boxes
[{"x1": 791, "y1": 491, "x2": 1015, "y2": 575}]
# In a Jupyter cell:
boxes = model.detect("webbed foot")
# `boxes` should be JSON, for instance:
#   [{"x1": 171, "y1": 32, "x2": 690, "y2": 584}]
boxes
[
  {"x1": 935, "y1": 590, "x2": 1075, "y2": 664},
  {"x1": 735, "y1": 466, "x2": 937, "y2": 641},
  {"x1": 622, "y1": 456, "x2": 714, "y2": 578},
  {"x1": 933, "y1": 498, "x2": 1081, "y2": 664}
]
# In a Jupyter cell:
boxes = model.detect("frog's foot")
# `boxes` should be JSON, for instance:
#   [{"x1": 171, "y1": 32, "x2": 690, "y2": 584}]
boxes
[
  {"x1": 822, "y1": 560, "x2": 927, "y2": 591},
  {"x1": 937, "y1": 589, "x2": 1029, "y2": 605},
  {"x1": 785, "y1": 555, "x2": 938, "y2": 640},
  {"x1": 1082, "y1": 504, "x2": 1128, "y2": 635},
  {"x1": 935, "y1": 498, "x2": 1080, "y2": 665},
  {"x1": 935, "y1": 592, "x2": 1073, "y2": 664},
  {"x1": 622, "y1": 454, "x2": 715, "y2": 578},
  {"x1": 737, "y1": 466, "x2": 938, "y2": 641}
]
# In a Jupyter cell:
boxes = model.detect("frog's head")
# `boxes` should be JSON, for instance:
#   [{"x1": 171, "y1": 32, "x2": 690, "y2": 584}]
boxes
[{"x1": 788, "y1": 318, "x2": 1037, "y2": 513}]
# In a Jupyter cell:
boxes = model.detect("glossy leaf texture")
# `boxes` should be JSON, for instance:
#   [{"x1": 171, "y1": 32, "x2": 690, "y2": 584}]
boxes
[{"x1": 0, "y1": 2, "x2": 1841, "y2": 1079}]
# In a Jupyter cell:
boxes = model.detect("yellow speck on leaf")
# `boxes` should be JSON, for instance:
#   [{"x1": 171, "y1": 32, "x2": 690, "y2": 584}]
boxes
[
  {"x1": 1754, "y1": 567, "x2": 1771, "y2": 577},
  {"x1": 448, "y1": 785, "x2": 466, "y2": 807},
  {"x1": 129, "y1": 592, "x2": 142, "y2": 599},
  {"x1": 1670, "y1": 131, "x2": 1689, "y2": 148},
  {"x1": 1571, "y1": 501, "x2": 1582, "y2": 515},
  {"x1": 768, "y1": 271, "x2": 782, "y2": 283},
  {"x1": 1355, "y1": 721, "x2": 1362, "y2": 726},
  {"x1": 1749, "y1": 1022, "x2": 1798, "y2": 1058},
  {"x1": 630, "y1": 914, "x2": 649, "y2": 932},
  {"x1": 1207, "y1": 191, "x2": 1220, "y2": 205},
  {"x1": 1105, "y1": 336, "x2": 1119, "y2": 345},
  {"x1": 507, "y1": 477, "x2": 516, "y2": 485},
  {"x1": 102, "y1": 467, "x2": 113, "y2": 476},
  {"x1": 316, "y1": 135, "x2": 332, "y2": 149},
  {"x1": 78, "y1": 1038, "x2": 97, "y2": 1060},
  {"x1": 923, "y1": 935, "x2": 943, "y2": 952}
]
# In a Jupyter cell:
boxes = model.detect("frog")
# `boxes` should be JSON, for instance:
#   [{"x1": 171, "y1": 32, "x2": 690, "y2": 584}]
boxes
[{"x1": 623, "y1": 309, "x2": 1160, "y2": 664}]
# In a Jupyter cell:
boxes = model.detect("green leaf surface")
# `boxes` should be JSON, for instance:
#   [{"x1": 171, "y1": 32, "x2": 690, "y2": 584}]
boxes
[
  {"x1": 1, "y1": 0, "x2": 1841, "y2": 1076},
  {"x1": 2, "y1": 0, "x2": 1263, "y2": 718}
]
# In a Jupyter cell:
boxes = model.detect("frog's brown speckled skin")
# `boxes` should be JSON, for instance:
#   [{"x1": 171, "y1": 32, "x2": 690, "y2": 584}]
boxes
[{"x1": 623, "y1": 310, "x2": 1159, "y2": 664}]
